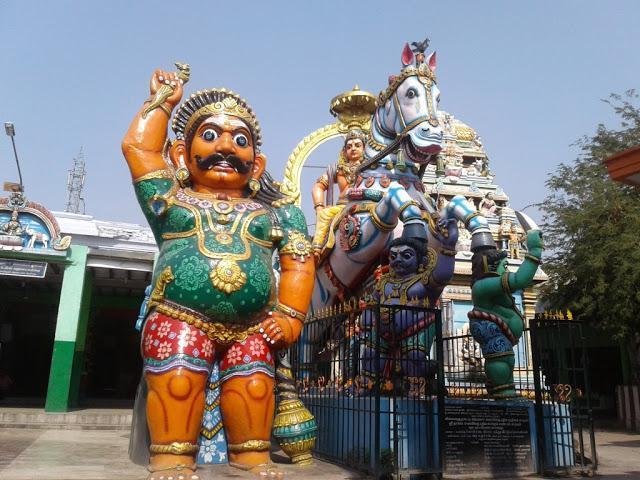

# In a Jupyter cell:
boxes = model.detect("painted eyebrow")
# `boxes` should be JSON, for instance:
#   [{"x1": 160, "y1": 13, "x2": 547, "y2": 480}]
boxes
[{"x1": 197, "y1": 123, "x2": 251, "y2": 138}]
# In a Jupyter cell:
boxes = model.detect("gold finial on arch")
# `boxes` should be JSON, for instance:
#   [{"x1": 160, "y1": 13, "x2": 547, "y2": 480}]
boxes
[{"x1": 281, "y1": 86, "x2": 376, "y2": 206}]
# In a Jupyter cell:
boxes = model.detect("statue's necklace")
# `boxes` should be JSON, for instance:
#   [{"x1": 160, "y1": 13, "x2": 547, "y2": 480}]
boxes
[
  {"x1": 380, "y1": 274, "x2": 416, "y2": 303},
  {"x1": 338, "y1": 158, "x2": 361, "y2": 184},
  {"x1": 174, "y1": 190, "x2": 267, "y2": 294}
]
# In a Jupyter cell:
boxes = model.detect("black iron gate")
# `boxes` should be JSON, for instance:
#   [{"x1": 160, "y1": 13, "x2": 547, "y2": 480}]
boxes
[
  {"x1": 292, "y1": 303, "x2": 444, "y2": 479},
  {"x1": 531, "y1": 316, "x2": 597, "y2": 476}
]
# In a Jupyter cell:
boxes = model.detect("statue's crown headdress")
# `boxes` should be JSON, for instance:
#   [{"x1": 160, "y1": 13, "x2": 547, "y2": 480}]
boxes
[
  {"x1": 172, "y1": 88, "x2": 262, "y2": 151},
  {"x1": 344, "y1": 128, "x2": 366, "y2": 144},
  {"x1": 378, "y1": 38, "x2": 437, "y2": 105}
]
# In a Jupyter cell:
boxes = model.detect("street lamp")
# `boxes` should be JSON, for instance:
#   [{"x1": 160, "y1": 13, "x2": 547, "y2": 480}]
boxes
[{"x1": 4, "y1": 122, "x2": 24, "y2": 192}]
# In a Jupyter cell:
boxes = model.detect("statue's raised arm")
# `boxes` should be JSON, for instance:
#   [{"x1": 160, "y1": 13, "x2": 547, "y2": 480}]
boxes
[{"x1": 121, "y1": 65, "x2": 188, "y2": 180}]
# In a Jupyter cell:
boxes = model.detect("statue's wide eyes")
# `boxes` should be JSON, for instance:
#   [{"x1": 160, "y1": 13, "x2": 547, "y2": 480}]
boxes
[
  {"x1": 406, "y1": 88, "x2": 418, "y2": 99},
  {"x1": 202, "y1": 129, "x2": 218, "y2": 141},
  {"x1": 234, "y1": 133, "x2": 249, "y2": 147}
]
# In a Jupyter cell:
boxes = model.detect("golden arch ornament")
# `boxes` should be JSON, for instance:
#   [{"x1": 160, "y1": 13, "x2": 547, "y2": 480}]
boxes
[{"x1": 281, "y1": 86, "x2": 377, "y2": 206}]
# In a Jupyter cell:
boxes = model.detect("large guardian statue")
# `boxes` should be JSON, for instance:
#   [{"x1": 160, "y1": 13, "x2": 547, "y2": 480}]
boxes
[{"x1": 122, "y1": 65, "x2": 315, "y2": 478}]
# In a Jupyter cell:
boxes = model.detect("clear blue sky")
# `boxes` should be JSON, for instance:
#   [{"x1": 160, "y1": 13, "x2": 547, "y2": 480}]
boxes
[{"x1": 1, "y1": 1, "x2": 639, "y2": 227}]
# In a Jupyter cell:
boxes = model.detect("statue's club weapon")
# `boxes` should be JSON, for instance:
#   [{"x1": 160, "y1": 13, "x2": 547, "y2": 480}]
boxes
[{"x1": 515, "y1": 210, "x2": 540, "y2": 235}]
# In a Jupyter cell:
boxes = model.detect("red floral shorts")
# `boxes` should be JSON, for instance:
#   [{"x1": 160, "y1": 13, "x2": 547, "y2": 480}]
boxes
[{"x1": 141, "y1": 310, "x2": 274, "y2": 379}]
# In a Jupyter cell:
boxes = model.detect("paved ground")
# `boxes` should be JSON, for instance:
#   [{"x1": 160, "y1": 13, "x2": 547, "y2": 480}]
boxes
[
  {"x1": 0, "y1": 424, "x2": 637, "y2": 479},
  {"x1": 0, "y1": 428, "x2": 363, "y2": 480},
  {"x1": 593, "y1": 428, "x2": 640, "y2": 479}
]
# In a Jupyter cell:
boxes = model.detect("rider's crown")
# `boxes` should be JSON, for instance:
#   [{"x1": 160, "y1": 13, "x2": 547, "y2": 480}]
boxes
[{"x1": 344, "y1": 128, "x2": 366, "y2": 144}]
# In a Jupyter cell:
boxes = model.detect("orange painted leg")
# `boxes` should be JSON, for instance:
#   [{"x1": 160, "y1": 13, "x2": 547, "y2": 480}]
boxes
[
  {"x1": 145, "y1": 367, "x2": 207, "y2": 477},
  {"x1": 220, "y1": 372, "x2": 275, "y2": 469}
]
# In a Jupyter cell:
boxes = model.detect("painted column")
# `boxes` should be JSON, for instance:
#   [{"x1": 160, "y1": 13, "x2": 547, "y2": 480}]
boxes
[
  {"x1": 522, "y1": 288, "x2": 538, "y2": 368},
  {"x1": 522, "y1": 288, "x2": 537, "y2": 323},
  {"x1": 45, "y1": 245, "x2": 92, "y2": 412}
]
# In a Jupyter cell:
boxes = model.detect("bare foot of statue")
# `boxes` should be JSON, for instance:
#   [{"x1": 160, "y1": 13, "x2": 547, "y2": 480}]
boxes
[
  {"x1": 252, "y1": 464, "x2": 285, "y2": 479},
  {"x1": 146, "y1": 466, "x2": 200, "y2": 480},
  {"x1": 229, "y1": 462, "x2": 285, "y2": 478}
]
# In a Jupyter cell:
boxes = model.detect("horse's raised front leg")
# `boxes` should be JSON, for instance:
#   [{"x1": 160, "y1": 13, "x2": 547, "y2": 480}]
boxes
[
  {"x1": 446, "y1": 195, "x2": 495, "y2": 250},
  {"x1": 375, "y1": 182, "x2": 427, "y2": 240},
  {"x1": 429, "y1": 218, "x2": 459, "y2": 286}
]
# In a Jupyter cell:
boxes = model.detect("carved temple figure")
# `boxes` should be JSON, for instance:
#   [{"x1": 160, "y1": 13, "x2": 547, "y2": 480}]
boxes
[
  {"x1": 498, "y1": 220, "x2": 511, "y2": 251},
  {"x1": 478, "y1": 192, "x2": 498, "y2": 217},
  {"x1": 122, "y1": 65, "x2": 315, "y2": 479},
  {"x1": 498, "y1": 220, "x2": 524, "y2": 258},
  {"x1": 467, "y1": 229, "x2": 543, "y2": 398},
  {"x1": 0, "y1": 208, "x2": 25, "y2": 249},
  {"x1": 310, "y1": 128, "x2": 365, "y2": 259},
  {"x1": 0, "y1": 209, "x2": 23, "y2": 237},
  {"x1": 457, "y1": 323, "x2": 484, "y2": 377},
  {"x1": 358, "y1": 230, "x2": 457, "y2": 396},
  {"x1": 455, "y1": 221, "x2": 472, "y2": 252},
  {"x1": 508, "y1": 223, "x2": 525, "y2": 259}
]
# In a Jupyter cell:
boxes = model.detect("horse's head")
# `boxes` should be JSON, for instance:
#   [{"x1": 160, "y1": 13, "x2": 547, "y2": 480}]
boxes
[{"x1": 375, "y1": 42, "x2": 443, "y2": 164}]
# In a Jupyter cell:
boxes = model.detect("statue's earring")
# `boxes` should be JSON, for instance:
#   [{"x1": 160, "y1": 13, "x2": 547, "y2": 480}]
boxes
[
  {"x1": 248, "y1": 178, "x2": 260, "y2": 197},
  {"x1": 175, "y1": 154, "x2": 191, "y2": 188}
]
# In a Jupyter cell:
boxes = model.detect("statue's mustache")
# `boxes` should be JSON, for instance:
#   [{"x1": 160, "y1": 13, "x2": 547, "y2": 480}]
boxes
[{"x1": 194, "y1": 153, "x2": 252, "y2": 174}]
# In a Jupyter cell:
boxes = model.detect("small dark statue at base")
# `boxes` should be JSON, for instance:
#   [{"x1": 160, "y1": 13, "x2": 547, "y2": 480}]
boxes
[{"x1": 359, "y1": 231, "x2": 455, "y2": 396}]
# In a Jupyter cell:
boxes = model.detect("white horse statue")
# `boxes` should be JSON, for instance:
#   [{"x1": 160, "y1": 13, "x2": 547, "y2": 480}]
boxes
[{"x1": 312, "y1": 41, "x2": 495, "y2": 313}]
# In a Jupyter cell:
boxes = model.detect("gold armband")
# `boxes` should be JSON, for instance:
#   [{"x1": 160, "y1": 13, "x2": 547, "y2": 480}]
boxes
[
  {"x1": 279, "y1": 231, "x2": 313, "y2": 261},
  {"x1": 440, "y1": 247, "x2": 457, "y2": 257},
  {"x1": 275, "y1": 302, "x2": 307, "y2": 322},
  {"x1": 501, "y1": 271, "x2": 512, "y2": 295},
  {"x1": 133, "y1": 169, "x2": 173, "y2": 184}
]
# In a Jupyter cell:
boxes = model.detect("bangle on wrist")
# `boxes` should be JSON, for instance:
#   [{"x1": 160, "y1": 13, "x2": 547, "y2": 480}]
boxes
[
  {"x1": 524, "y1": 253, "x2": 541, "y2": 265},
  {"x1": 158, "y1": 103, "x2": 172, "y2": 117},
  {"x1": 440, "y1": 247, "x2": 457, "y2": 257},
  {"x1": 274, "y1": 302, "x2": 307, "y2": 322},
  {"x1": 141, "y1": 96, "x2": 172, "y2": 117}
]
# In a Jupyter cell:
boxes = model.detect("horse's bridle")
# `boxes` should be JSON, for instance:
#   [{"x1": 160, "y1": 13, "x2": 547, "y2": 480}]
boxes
[{"x1": 359, "y1": 76, "x2": 439, "y2": 173}]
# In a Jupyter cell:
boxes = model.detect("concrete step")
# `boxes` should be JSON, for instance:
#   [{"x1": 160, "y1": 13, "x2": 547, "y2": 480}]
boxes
[{"x1": 0, "y1": 408, "x2": 133, "y2": 430}]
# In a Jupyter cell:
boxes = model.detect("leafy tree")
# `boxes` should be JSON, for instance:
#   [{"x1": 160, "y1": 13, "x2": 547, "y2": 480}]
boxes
[{"x1": 540, "y1": 90, "x2": 640, "y2": 384}]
